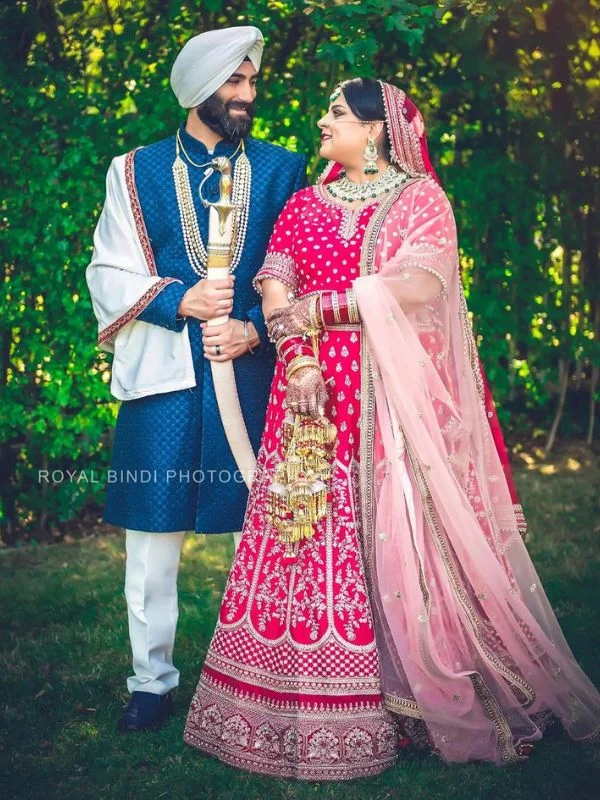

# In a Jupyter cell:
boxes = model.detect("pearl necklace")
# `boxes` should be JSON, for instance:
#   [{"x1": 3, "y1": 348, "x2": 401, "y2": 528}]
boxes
[
  {"x1": 326, "y1": 166, "x2": 408, "y2": 203},
  {"x1": 172, "y1": 132, "x2": 252, "y2": 278}
]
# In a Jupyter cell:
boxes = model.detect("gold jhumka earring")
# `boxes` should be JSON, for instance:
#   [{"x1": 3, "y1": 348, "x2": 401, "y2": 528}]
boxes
[{"x1": 363, "y1": 136, "x2": 379, "y2": 174}]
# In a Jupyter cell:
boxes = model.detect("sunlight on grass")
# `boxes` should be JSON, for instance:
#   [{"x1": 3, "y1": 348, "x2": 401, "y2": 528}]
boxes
[
  {"x1": 517, "y1": 444, "x2": 597, "y2": 477},
  {"x1": 69, "y1": 722, "x2": 99, "y2": 739},
  {"x1": 183, "y1": 533, "x2": 235, "y2": 574}
]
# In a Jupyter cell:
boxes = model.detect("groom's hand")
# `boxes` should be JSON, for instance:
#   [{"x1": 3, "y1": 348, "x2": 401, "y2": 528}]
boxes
[
  {"x1": 178, "y1": 276, "x2": 235, "y2": 321},
  {"x1": 202, "y1": 319, "x2": 258, "y2": 362}
]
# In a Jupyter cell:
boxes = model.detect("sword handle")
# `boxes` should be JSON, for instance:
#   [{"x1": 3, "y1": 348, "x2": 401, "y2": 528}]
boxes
[
  {"x1": 205, "y1": 156, "x2": 235, "y2": 328},
  {"x1": 206, "y1": 265, "x2": 230, "y2": 328}
]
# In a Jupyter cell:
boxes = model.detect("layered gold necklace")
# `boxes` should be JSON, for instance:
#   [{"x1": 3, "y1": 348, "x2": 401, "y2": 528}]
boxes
[{"x1": 172, "y1": 130, "x2": 252, "y2": 278}]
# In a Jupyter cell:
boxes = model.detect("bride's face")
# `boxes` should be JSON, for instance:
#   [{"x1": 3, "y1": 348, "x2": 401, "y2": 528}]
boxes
[{"x1": 318, "y1": 91, "x2": 372, "y2": 167}]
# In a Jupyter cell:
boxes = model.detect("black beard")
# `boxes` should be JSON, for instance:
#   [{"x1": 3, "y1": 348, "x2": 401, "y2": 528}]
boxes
[{"x1": 196, "y1": 93, "x2": 255, "y2": 142}]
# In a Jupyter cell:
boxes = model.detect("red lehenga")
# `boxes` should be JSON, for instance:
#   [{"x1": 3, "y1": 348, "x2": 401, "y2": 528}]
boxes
[
  {"x1": 185, "y1": 82, "x2": 600, "y2": 778},
  {"x1": 184, "y1": 187, "x2": 397, "y2": 779}
]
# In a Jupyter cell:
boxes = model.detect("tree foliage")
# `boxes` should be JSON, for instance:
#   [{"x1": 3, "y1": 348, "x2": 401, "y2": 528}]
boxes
[{"x1": 0, "y1": 0, "x2": 598, "y2": 541}]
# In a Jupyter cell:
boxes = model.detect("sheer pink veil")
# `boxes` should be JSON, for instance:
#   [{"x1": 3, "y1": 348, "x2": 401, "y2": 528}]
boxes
[{"x1": 340, "y1": 81, "x2": 600, "y2": 762}]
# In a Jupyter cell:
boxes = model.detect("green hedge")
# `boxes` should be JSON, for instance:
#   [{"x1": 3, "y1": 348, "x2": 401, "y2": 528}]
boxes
[{"x1": 1, "y1": 0, "x2": 598, "y2": 541}]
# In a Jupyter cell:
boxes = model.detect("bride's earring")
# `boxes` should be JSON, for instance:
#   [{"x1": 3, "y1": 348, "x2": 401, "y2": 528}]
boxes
[{"x1": 363, "y1": 136, "x2": 379, "y2": 175}]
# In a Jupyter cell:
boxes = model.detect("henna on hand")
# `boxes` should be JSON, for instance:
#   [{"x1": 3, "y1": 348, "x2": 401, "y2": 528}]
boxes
[
  {"x1": 286, "y1": 366, "x2": 328, "y2": 420},
  {"x1": 266, "y1": 295, "x2": 317, "y2": 342}
]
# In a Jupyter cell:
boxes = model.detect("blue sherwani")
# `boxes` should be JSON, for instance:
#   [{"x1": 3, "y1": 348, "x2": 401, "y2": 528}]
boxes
[{"x1": 103, "y1": 125, "x2": 306, "y2": 533}]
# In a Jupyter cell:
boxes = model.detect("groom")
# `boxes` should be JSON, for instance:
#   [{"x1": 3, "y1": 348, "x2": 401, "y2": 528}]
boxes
[{"x1": 86, "y1": 26, "x2": 306, "y2": 732}]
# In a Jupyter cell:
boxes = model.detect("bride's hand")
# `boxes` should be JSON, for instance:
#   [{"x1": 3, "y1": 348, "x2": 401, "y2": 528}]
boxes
[
  {"x1": 266, "y1": 295, "x2": 316, "y2": 342},
  {"x1": 285, "y1": 365, "x2": 328, "y2": 420}
]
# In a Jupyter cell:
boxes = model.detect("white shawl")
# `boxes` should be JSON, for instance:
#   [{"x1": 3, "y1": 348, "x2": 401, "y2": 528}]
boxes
[{"x1": 86, "y1": 152, "x2": 195, "y2": 401}]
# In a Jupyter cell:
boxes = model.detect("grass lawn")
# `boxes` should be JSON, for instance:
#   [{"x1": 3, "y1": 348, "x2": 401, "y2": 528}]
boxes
[{"x1": 1, "y1": 446, "x2": 599, "y2": 799}]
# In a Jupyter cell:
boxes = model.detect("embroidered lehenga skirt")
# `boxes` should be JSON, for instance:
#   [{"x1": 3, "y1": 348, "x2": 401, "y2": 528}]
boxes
[{"x1": 184, "y1": 194, "x2": 398, "y2": 779}]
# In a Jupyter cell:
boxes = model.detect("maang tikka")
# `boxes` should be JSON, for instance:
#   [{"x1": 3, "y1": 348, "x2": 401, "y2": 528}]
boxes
[{"x1": 363, "y1": 136, "x2": 379, "y2": 174}]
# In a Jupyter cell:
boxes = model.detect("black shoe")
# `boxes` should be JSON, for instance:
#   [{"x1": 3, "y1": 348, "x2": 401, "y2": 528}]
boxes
[{"x1": 117, "y1": 691, "x2": 173, "y2": 733}]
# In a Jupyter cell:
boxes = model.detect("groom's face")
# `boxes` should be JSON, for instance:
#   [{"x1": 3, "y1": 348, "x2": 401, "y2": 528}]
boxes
[{"x1": 196, "y1": 59, "x2": 258, "y2": 142}]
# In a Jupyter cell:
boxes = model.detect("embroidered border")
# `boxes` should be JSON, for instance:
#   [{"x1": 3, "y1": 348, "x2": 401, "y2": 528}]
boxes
[
  {"x1": 98, "y1": 277, "x2": 180, "y2": 345},
  {"x1": 402, "y1": 435, "x2": 535, "y2": 762},
  {"x1": 469, "y1": 672, "x2": 525, "y2": 763},
  {"x1": 401, "y1": 259, "x2": 449, "y2": 296},
  {"x1": 98, "y1": 149, "x2": 181, "y2": 345},
  {"x1": 184, "y1": 677, "x2": 397, "y2": 780},
  {"x1": 513, "y1": 503, "x2": 527, "y2": 539},
  {"x1": 379, "y1": 82, "x2": 427, "y2": 177},
  {"x1": 206, "y1": 649, "x2": 382, "y2": 699},
  {"x1": 202, "y1": 662, "x2": 383, "y2": 710},
  {"x1": 358, "y1": 180, "x2": 420, "y2": 576},
  {"x1": 383, "y1": 691, "x2": 421, "y2": 719},
  {"x1": 576, "y1": 723, "x2": 600, "y2": 744},
  {"x1": 355, "y1": 196, "x2": 428, "y2": 722},
  {"x1": 253, "y1": 252, "x2": 298, "y2": 296},
  {"x1": 403, "y1": 434, "x2": 537, "y2": 707},
  {"x1": 124, "y1": 148, "x2": 157, "y2": 277},
  {"x1": 458, "y1": 277, "x2": 486, "y2": 405},
  {"x1": 314, "y1": 184, "x2": 382, "y2": 241}
]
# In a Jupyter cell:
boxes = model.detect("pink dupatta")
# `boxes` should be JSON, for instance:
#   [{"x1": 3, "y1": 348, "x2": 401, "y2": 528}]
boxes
[{"x1": 324, "y1": 82, "x2": 600, "y2": 762}]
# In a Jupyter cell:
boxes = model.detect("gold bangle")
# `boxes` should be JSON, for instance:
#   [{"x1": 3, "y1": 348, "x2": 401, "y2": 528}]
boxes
[
  {"x1": 287, "y1": 363, "x2": 319, "y2": 380},
  {"x1": 286, "y1": 356, "x2": 320, "y2": 379},
  {"x1": 316, "y1": 294, "x2": 325, "y2": 329},
  {"x1": 309, "y1": 294, "x2": 323, "y2": 330},
  {"x1": 346, "y1": 289, "x2": 360, "y2": 323},
  {"x1": 309, "y1": 294, "x2": 317, "y2": 329},
  {"x1": 288, "y1": 353, "x2": 318, "y2": 369},
  {"x1": 331, "y1": 292, "x2": 342, "y2": 324}
]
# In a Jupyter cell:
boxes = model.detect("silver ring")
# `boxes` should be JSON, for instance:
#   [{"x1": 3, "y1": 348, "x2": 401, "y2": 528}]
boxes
[{"x1": 215, "y1": 345, "x2": 221, "y2": 356}]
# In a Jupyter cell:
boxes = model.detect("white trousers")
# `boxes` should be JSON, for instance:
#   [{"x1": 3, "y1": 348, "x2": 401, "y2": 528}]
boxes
[
  {"x1": 125, "y1": 529, "x2": 186, "y2": 695},
  {"x1": 124, "y1": 528, "x2": 242, "y2": 695}
]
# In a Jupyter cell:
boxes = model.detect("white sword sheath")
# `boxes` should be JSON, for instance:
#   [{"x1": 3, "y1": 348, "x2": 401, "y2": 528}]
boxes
[{"x1": 204, "y1": 156, "x2": 256, "y2": 552}]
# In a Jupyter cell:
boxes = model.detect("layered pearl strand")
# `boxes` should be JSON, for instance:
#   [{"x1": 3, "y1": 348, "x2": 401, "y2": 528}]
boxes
[{"x1": 172, "y1": 131, "x2": 252, "y2": 278}]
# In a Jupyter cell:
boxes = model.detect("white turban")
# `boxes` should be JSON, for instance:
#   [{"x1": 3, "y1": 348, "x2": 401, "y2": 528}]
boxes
[{"x1": 170, "y1": 26, "x2": 264, "y2": 109}]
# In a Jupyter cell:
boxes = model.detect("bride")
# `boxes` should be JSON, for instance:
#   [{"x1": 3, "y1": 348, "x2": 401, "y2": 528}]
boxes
[{"x1": 183, "y1": 77, "x2": 600, "y2": 779}]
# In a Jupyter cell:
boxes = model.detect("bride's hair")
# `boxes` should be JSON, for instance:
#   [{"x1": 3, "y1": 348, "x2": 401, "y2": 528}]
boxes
[{"x1": 339, "y1": 77, "x2": 392, "y2": 163}]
